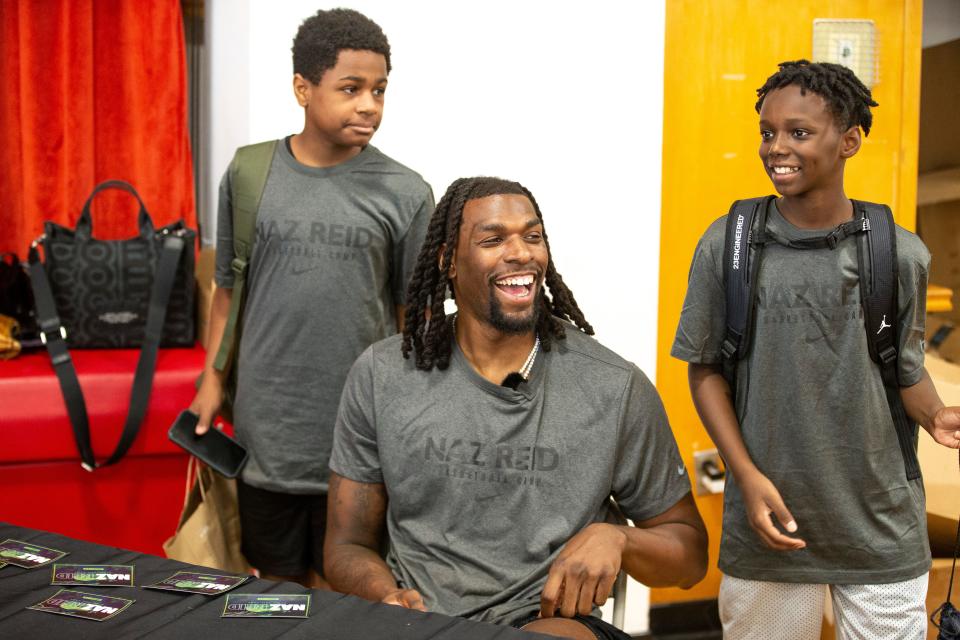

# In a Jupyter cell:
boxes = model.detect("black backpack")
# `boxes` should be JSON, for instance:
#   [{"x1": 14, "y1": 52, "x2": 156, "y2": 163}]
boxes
[{"x1": 720, "y1": 196, "x2": 921, "y2": 480}]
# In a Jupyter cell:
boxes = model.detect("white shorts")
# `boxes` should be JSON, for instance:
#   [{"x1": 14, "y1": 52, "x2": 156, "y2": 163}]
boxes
[{"x1": 718, "y1": 573, "x2": 929, "y2": 640}]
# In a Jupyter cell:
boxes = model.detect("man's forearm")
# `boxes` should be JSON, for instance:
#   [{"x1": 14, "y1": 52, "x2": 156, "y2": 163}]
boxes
[
  {"x1": 324, "y1": 473, "x2": 398, "y2": 601},
  {"x1": 619, "y1": 520, "x2": 707, "y2": 589},
  {"x1": 325, "y1": 543, "x2": 399, "y2": 601}
]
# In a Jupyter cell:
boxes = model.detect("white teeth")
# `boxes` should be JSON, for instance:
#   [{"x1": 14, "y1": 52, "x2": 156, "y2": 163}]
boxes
[
  {"x1": 496, "y1": 275, "x2": 534, "y2": 286},
  {"x1": 772, "y1": 166, "x2": 799, "y2": 174}
]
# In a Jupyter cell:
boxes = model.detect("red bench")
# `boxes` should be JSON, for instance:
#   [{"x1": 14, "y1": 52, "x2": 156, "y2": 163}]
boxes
[{"x1": 0, "y1": 345, "x2": 205, "y2": 555}]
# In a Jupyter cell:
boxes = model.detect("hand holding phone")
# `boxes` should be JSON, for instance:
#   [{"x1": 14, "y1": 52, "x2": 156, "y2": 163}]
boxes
[{"x1": 168, "y1": 410, "x2": 248, "y2": 478}]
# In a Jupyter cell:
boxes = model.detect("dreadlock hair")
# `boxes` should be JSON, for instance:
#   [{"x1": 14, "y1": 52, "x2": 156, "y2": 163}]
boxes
[
  {"x1": 755, "y1": 60, "x2": 879, "y2": 136},
  {"x1": 401, "y1": 177, "x2": 594, "y2": 372},
  {"x1": 292, "y1": 8, "x2": 391, "y2": 84}
]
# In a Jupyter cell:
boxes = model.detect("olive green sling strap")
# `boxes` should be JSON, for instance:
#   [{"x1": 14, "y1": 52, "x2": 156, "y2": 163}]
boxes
[{"x1": 212, "y1": 140, "x2": 277, "y2": 379}]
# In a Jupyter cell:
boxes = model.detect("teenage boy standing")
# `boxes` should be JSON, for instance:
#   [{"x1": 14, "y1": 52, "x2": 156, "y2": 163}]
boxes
[
  {"x1": 672, "y1": 60, "x2": 960, "y2": 639},
  {"x1": 190, "y1": 8, "x2": 433, "y2": 589}
]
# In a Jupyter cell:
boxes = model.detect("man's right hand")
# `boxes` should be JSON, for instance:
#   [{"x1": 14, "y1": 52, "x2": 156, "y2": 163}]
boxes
[
  {"x1": 739, "y1": 469, "x2": 806, "y2": 551},
  {"x1": 381, "y1": 588, "x2": 426, "y2": 611},
  {"x1": 189, "y1": 372, "x2": 224, "y2": 435}
]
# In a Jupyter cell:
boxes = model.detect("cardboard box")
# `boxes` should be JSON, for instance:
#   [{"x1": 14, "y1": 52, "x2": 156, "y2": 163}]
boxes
[
  {"x1": 927, "y1": 316, "x2": 960, "y2": 365},
  {"x1": 918, "y1": 39, "x2": 960, "y2": 174},
  {"x1": 917, "y1": 187, "x2": 960, "y2": 325},
  {"x1": 922, "y1": 355, "x2": 960, "y2": 506},
  {"x1": 923, "y1": 354, "x2": 960, "y2": 639},
  {"x1": 195, "y1": 247, "x2": 216, "y2": 349}
]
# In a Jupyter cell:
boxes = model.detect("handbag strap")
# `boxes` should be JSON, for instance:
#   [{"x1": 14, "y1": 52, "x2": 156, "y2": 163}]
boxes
[{"x1": 27, "y1": 233, "x2": 185, "y2": 470}]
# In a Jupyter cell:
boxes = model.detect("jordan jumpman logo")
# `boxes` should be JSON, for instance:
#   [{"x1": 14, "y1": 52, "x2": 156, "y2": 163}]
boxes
[{"x1": 877, "y1": 315, "x2": 891, "y2": 335}]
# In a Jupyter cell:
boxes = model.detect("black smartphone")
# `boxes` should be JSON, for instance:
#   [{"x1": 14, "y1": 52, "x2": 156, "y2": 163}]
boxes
[{"x1": 168, "y1": 410, "x2": 248, "y2": 478}]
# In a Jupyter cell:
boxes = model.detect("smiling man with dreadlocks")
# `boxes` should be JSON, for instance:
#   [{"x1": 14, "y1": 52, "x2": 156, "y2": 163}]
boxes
[{"x1": 324, "y1": 177, "x2": 707, "y2": 639}]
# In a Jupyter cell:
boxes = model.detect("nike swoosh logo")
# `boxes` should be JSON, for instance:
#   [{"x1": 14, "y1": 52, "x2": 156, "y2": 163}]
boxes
[{"x1": 290, "y1": 264, "x2": 323, "y2": 276}]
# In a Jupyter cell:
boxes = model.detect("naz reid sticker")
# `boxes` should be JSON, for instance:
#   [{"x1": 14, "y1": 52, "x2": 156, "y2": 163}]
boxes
[
  {"x1": 144, "y1": 570, "x2": 250, "y2": 596},
  {"x1": 27, "y1": 589, "x2": 134, "y2": 621},
  {"x1": 0, "y1": 539, "x2": 68, "y2": 568},
  {"x1": 222, "y1": 594, "x2": 311, "y2": 618},
  {"x1": 51, "y1": 564, "x2": 134, "y2": 587}
]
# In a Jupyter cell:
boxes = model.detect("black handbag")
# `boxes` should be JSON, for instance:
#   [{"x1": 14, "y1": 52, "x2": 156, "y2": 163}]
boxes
[
  {"x1": 33, "y1": 180, "x2": 195, "y2": 347},
  {"x1": 27, "y1": 180, "x2": 197, "y2": 470}
]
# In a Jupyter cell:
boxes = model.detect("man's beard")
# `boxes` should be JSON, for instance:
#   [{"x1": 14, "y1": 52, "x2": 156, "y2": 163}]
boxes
[{"x1": 487, "y1": 287, "x2": 542, "y2": 334}]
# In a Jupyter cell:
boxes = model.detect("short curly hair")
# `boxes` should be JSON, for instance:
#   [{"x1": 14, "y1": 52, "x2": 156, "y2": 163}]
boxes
[
  {"x1": 756, "y1": 59, "x2": 878, "y2": 136},
  {"x1": 292, "y1": 8, "x2": 391, "y2": 84}
]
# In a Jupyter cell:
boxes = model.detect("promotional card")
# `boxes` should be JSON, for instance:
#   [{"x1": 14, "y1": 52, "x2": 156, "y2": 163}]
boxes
[
  {"x1": 27, "y1": 589, "x2": 134, "y2": 622},
  {"x1": 221, "y1": 594, "x2": 310, "y2": 618},
  {"x1": 144, "y1": 570, "x2": 250, "y2": 596},
  {"x1": 51, "y1": 564, "x2": 135, "y2": 587},
  {"x1": 0, "y1": 540, "x2": 68, "y2": 569}
]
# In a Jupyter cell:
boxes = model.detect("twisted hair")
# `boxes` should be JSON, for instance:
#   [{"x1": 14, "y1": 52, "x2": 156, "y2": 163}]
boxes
[
  {"x1": 756, "y1": 59, "x2": 878, "y2": 135},
  {"x1": 292, "y1": 8, "x2": 391, "y2": 83},
  {"x1": 401, "y1": 177, "x2": 594, "y2": 371}
]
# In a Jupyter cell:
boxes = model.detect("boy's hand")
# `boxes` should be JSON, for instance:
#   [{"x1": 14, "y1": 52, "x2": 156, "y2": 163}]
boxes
[
  {"x1": 929, "y1": 406, "x2": 960, "y2": 449},
  {"x1": 381, "y1": 588, "x2": 426, "y2": 611},
  {"x1": 540, "y1": 523, "x2": 625, "y2": 618},
  {"x1": 189, "y1": 373, "x2": 224, "y2": 435},
  {"x1": 738, "y1": 470, "x2": 806, "y2": 551}
]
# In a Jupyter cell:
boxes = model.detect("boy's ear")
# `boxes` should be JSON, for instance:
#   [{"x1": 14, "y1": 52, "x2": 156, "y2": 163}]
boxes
[
  {"x1": 839, "y1": 126, "x2": 862, "y2": 159},
  {"x1": 292, "y1": 73, "x2": 312, "y2": 108}
]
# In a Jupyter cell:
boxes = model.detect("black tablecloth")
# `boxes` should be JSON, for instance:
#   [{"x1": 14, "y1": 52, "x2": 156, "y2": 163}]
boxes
[{"x1": 0, "y1": 523, "x2": 546, "y2": 639}]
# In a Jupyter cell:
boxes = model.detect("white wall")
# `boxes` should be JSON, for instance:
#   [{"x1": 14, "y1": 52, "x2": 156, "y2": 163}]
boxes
[{"x1": 206, "y1": 2, "x2": 665, "y2": 632}]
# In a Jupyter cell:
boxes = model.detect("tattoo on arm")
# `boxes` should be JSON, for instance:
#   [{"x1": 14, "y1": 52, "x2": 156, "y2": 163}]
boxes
[{"x1": 325, "y1": 473, "x2": 398, "y2": 601}]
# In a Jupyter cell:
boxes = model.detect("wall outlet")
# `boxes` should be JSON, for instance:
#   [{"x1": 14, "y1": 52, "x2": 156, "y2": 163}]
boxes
[{"x1": 693, "y1": 449, "x2": 726, "y2": 495}]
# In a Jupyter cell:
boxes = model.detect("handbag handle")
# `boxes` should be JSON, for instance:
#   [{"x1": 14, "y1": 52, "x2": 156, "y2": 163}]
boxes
[{"x1": 76, "y1": 180, "x2": 154, "y2": 240}]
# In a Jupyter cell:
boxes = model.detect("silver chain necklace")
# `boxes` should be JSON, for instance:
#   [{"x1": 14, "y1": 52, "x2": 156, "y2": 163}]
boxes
[
  {"x1": 518, "y1": 334, "x2": 541, "y2": 381},
  {"x1": 453, "y1": 313, "x2": 540, "y2": 381}
]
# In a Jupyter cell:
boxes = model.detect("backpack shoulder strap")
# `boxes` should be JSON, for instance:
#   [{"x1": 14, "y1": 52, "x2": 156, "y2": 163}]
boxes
[
  {"x1": 856, "y1": 200, "x2": 897, "y2": 365},
  {"x1": 721, "y1": 196, "x2": 774, "y2": 389},
  {"x1": 213, "y1": 139, "x2": 277, "y2": 374},
  {"x1": 854, "y1": 200, "x2": 921, "y2": 480}
]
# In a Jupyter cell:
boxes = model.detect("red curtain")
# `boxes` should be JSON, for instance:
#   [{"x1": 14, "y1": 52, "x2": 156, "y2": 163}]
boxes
[{"x1": 0, "y1": 0, "x2": 196, "y2": 255}]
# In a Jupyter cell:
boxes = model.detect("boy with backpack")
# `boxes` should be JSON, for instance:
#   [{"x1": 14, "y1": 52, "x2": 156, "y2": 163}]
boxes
[
  {"x1": 189, "y1": 8, "x2": 433, "y2": 589},
  {"x1": 672, "y1": 59, "x2": 960, "y2": 638}
]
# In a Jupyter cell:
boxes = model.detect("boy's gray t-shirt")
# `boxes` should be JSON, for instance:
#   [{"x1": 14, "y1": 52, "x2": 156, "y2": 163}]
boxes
[
  {"x1": 215, "y1": 141, "x2": 433, "y2": 494},
  {"x1": 330, "y1": 328, "x2": 692, "y2": 625},
  {"x1": 672, "y1": 200, "x2": 931, "y2": 584}
]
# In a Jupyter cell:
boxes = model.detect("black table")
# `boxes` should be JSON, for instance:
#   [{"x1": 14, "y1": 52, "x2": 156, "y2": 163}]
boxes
[{"x1": 0, "y1": 523, "x2": 547, "y2": 639}]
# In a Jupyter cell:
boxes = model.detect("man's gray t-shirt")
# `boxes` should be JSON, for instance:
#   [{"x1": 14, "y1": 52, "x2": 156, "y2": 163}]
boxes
[
  {"x1": 330, "y1": 327, "x2": 692, "y2": 626},
  {"x1": 672, "y1": 199, "x2": 931, "y2": 584},
  {"x1": 215, "y1": 141, "x2": 433, "y2": 494}
]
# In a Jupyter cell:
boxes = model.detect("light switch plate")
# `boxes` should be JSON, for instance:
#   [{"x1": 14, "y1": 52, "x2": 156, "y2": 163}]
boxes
[{"x1": 812, "y1": 19, "x2": 878, "y2": 87}]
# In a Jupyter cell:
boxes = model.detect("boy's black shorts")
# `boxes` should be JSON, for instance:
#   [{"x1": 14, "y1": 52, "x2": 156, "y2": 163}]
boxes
[
  {"x1": 512, "y1": 612, "x2": 631, "y2": 640},
  {"x1": 236, "y1": 479, "x2": 327, "y2": 577}
]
